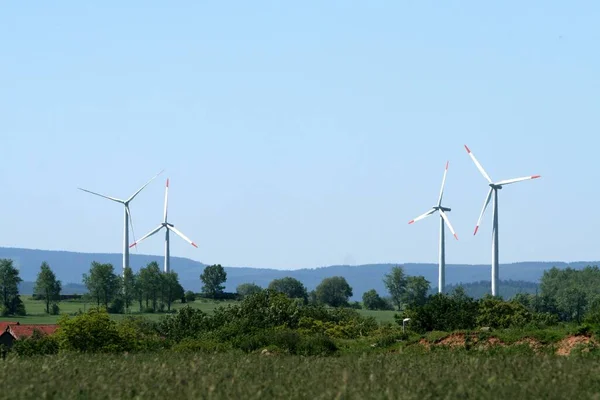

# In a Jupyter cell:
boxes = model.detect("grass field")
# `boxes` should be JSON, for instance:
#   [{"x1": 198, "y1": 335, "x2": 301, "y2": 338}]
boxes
[
  {"x1": 0, "y1": 297, "x2": 398, "y2": 325},
  {"x1": 2, "y1": 351, "x2": 599, "y2": 399}
]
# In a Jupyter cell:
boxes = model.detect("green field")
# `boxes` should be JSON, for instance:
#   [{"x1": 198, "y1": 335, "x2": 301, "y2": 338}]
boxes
[
  {"x1": 2, "y1": 351, "x2": 599, "y2": 399},
  {"x1": 0, "y1": 296, "x2": 398, "y2": 325}
]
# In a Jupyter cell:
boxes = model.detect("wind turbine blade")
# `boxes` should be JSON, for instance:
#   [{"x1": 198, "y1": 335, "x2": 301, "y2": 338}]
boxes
[
  {"x1": 168, "y1": 225, "x2": 198, "y2": 248},
  {"x1": 474, "y1": 188, "x2": 493, "y2": 235},
  {"x1": 78, "y1": 188, "x2": 123, "y2": 203},
  {"x1": 464, "y1": 145, "x2": 493, "y2": 183},
  {"x1": 126, "y1": 170, "x2": 165, "y2": 203},
  {"x1": 126, "y1": 205, "x2": 138, "y2": 252},
  {"x1": 495, "y1": 175, "x2": 541, "y2": 186},
  {"x1": 437, "y1": 161, "x2": 449, "y2": 206},
  {"x1": 129, "y1": 225, "x2": 164, "y2": 248},
  {"x1": 163, "y1": 179, "x2": 169, "y2": 223},
  {"x1": 439, "y1": 210, "x2": 458, "y2": 240},
  {"x1": 408, "y1": 208, "x2": 437, "y2": 224}
]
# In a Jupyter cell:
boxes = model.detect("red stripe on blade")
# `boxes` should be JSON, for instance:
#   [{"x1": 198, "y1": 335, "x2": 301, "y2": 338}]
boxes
[
  {"x1": 446, "y1": 161, "x2": 449, "y2": 170},
  {"x1": 454, "y1": 233, "x2": 458, "y2": 240},
  {"x1": 192, "y1": 243, "x2": 198, "y2": 248},
  {"x1": 474, "y1": 226, "x2": 479, "y2": 235},
  {"x1": 464, "y1": 145, "x2": 471, "y2": 153},
  {"x1": 408, "y1": 220, "x2": 414, "y2": 224},
  {"x1": 532, "y1": 175, "x2": 541, "y2": 179}
]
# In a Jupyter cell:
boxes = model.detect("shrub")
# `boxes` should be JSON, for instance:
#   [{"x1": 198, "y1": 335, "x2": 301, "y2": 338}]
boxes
[
  {"x1": 55, "y1": 307, "x2": 134, "y2": 353},
  {"x1": 477, "y1": 297, "x2": 532, "y2": 329},
  {"x1": 184, "y1": 291, "x2": 196, "y2": 303},
  {"x1": 297, "y1": 334, "x2": 337, "y2": 356},
  {"x1": 12, "y1": 330, "x2": 59, "y2": 357},
  {"x1": 159, "y1": 306, "x2": 210, "y2": 342},
  {"x1": 108, "y1": 298, "x2": 125, "y2": 314},
  {"x1": 171, "y1": 338, "x2": 231, "y2": 353},
  {"x1": 50, "y1": 303, "x2": 60, "y2": 315}
]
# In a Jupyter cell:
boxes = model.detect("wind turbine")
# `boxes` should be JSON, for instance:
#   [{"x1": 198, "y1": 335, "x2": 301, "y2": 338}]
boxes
[
  {"x1": 130, "y1": 178, "x2": 198, "y2": 273},
  {"x1": 78, "y1": 170, "x2": 163, "y2": 277},
  {"x1": 465, "y1": 145, "x2": 540, "y2": 296},
  {"x1": 409, "y1": 161, "x2": 458, "y2": 294}
]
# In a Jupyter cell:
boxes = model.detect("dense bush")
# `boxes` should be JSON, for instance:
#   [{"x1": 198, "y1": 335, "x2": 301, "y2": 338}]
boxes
[
  {"x1": 55, "y1": 308, "x2": 135, "y2": 353},
  {"x1": 12, "y1": 330, "x2": 59, "y2": 357},
  {"x1": 477, "y1": 296, "x2": 532, "y2": 329},
  {"x1": 401, "y1": 291, "x2": 479, "y2": 333}
]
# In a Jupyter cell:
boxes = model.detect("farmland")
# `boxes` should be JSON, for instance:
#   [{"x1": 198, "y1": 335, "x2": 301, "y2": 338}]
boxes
[{"x1": 2, "y1": 351, "x2": 600, "y2": 399}]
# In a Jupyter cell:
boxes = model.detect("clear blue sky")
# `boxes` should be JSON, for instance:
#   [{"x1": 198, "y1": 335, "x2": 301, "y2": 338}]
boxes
[{"x1": 0, "y1": 1, "x2": 598, "y2": 269}]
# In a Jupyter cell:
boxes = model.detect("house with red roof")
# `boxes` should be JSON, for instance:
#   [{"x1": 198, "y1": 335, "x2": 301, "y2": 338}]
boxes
[{"x1": 0, "y1": 322, "x2": 58, "y2": 349}]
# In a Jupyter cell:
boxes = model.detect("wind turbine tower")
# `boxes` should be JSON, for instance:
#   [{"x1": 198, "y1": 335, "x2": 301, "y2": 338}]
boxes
[
  {"x1": 78, "y1": 171, "x2": 163, "y2": 276},
  {"x1": 409, "y1": 161, "x2": 458, "y2": 293},
  {"x1": 130, "y1": 178, "x2": 198, "y2": 273},
  {"x1": 465, "y1": 145, "x2": 540, "y2": 296}
]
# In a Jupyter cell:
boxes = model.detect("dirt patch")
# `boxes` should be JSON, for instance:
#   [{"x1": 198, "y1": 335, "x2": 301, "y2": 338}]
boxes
[
  {"x1": 418, "y1": 338, "x2": 431, "y2": 350},
  {"x1": 487, "y1": 337, "x2": 506, "y2": 347},
  {"x1": 437, "y1": 333, "x2": 467, "y2": 348},
  {"x1": 556, "y1": 335, "x2": 595, "y2": 356}
]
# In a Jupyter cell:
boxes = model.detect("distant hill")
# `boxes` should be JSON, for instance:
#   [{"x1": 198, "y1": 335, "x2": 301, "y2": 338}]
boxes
[
  {"x1": 2, "y1": 247, "x2": 595, "y2": 300},
  {"x1": 443, "y1": 280, "x2": 540, "y2": 299}
]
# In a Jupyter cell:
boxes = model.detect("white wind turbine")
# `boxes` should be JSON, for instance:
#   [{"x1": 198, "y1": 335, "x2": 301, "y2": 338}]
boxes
[
  {"x1": 130, "y1": 178, "x2": 197, "y2": 273},
  {"x1": 78, "y1": 170, "x2": 163, "y2": 277},
  {"x1": 465, "y1": 145, "x2": 540, "y2": 296},
  {"x1": 409, "y1": 161, "x2": 458, "y2": 294}
]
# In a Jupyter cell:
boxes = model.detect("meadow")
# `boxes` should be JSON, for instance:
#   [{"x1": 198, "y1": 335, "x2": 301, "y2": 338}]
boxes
[
  {"x1": 2, "y1": 351, "x2": 600, "y2": 399},
  {"x1": 0, "y1": 296, "x2": 398, "y2": 324}
]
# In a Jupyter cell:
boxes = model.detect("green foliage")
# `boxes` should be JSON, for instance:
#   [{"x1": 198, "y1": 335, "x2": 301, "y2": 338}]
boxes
[
  {"x1": 404, "y1": 276, "x2": 430, "y2": 308},
  {"x1": 401, "y1": 289, "x2": 478, "y2": 333},
  {"x1": 0, "y1": 258, "x2": 25, "y2": 315},
  {"x1": 268, "y1": 277, "x2": 307, "y2": 302},
  {"x1": 159, "y1": 306, "x2": 210, "y2": 342},
  {"x1": 171, "y1": 338, "x2": 232, "y2": 353},
  {"x1": 136, "y1": 262, "x2": 162, "y2": 312},
  {"x1": 12, "y1": 330, "x2": 59, "y2": 357},
  {"x1": 477, "y1": 296, "x2": 532, "y2": 329},
  {"x1": 56, "y1": 308, "x2": 134, "y2": 353},
  {"x1": 236, "y1": 283, "x2": 263, "y2": 299},
  {"x1": 315, "y1": 276, "x2": 353, "y2": 307},
  {"x1": 33, "y1": 261, "x2": 61, "y2": 314},
  {"x1": 200, "y1": 264, "x2": 227, "y2": 298},
  {"x1": 122, "y1": 266, "x2": 135, "y2": 311},
  {"x1": 383, "y1": 266, "x2": 407, "y2": 309},
  {"x1": 82, "y1": 262, "x2": 121, "y2": 309},
  {"x1": 184, "y1": 290, "x2": 196, "y2": 303},
  {"x1": 539, "y1": 266, "x2": 600, "y2": 322},
  {"x1": 161, "y1": 271, "x2": 184, "y2": 311},
  {"x1": 362, "y1": 289, "x2": 392, "y2": 310}
]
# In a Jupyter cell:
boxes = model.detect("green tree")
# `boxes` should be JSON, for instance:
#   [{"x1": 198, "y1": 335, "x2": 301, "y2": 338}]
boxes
[
  {"x1": 161, "y1": 271, "x2": 184, "y2": 311},
  {"x1": 82, "y1": 262, "x2": 121, "y2": 309},
  {"x1": 184, "y1": 290, "x2": 196, "y2": 303},
  {"x1": 200, "y1": 264, "x2": 227, "y2": 298},
  {"x1": 401, "y1": 291, "x2": 478, "y2": 333},
  {"x1": 403, "y1": 276, "x2": 430, "y2": 308},
  {"x1": 268, "y1": 277, "x2": 307, "y2": 302},
  {"x1": 0, "y1": 259, "x2": 25, "y2": 316},
  {"x1": 362, "y1": 289, "x2": 388, "y2": 310},
  {"x1": 383, "y1": 266, "x2": 407, "y2": 310},
  {"x1": 236, "y1": 283, "x2": 263, "y2": 299},
  {"x1": 137, "y1": 262, "x2": 162, "y2": 312},
  {"x1": 33, "y1": 261, "x2": 61, "y2": 314},
  {"x1": 558, "y1": 287, "x2": 588, "y2": 323},
  {"x1": 122, "y1": 266, "x2": 135, "y2": 312},
  {"x1": 315, "y1": 276, "x2": 353, "y2": 307}
]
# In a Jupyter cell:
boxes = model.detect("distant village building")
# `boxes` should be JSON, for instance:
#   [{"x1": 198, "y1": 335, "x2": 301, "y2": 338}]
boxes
[{"x1": 0, "y1": 322, "x2": 58, "y2": 349}]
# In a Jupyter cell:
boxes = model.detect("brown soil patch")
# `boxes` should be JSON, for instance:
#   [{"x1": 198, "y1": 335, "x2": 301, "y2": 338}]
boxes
[
  {"x1": 487, "y1": 337, "x2": 506, "y2": 347},
  {"x1": 438, "y1": 333, "x2": 467, "y2": 348},
  {"x1": 418, "y1": 338, "x2": 431, "y2": 350},
  {"x1": 556, "y1": 335, "x2": 595, "y2": 356}
]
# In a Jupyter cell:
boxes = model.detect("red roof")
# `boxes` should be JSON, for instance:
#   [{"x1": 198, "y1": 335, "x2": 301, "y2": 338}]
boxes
[
  {"x1": 0, "y1": 321, "x2": 18, "y2": 332},
  {"x1": 6, "y1": 324, "x2": 58, "y2": 339}
]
